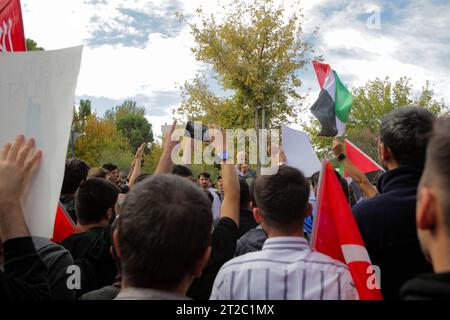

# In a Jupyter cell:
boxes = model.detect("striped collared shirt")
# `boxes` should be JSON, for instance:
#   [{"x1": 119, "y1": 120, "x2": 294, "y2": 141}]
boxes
[{"x1": 210, "y1": 236, "x2": 358, "y2": 300}]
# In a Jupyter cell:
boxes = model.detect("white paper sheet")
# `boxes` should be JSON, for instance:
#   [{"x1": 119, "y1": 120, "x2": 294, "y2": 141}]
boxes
[
  {"x1": 0, "y1": 46, "x2": 83, "y2": 237},
  {"x1": 281, "y1": 125, "x2": 321, "y2": 177}
]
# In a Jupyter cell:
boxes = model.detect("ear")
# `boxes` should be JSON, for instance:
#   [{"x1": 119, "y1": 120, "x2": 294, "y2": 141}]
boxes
[
  {"x1": 112, "y1": 229, "x2": 121, "y2": 259},
  {"x1": 305, "y1": 203, "x2": 313, "y2": 217},
  {"x1": 378, "y1": 143, "x2": 387, "y2": 162},
  {"x1": 416, "y1": 187, "x2": 437, "y2": 231},
  {"x1": 193, "y1": 246, "x2": 212, "y2": 278},
  {"x1": 106, "y1": 207, "x2": 113, "y2": 221},
  {"x1": 253, "y1": 207, "x2": 263, "y2": 224}
]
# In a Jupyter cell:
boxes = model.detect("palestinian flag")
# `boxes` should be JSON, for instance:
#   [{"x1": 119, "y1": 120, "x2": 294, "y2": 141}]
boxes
[
  {"x1": 311, "y1": 160, "x2": 383, "y2": 300},
  {"x1": 344, "y1": 139, "x2": 384, "y2": 177},
  {"x1": 310, "y1": 61, "x2": 352, "y2": 137}
]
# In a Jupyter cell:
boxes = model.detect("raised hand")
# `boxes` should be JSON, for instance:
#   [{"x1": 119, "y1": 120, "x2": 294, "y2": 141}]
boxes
[{"x1": 0, "y1": 135, "x2": 42, "y2": 207}]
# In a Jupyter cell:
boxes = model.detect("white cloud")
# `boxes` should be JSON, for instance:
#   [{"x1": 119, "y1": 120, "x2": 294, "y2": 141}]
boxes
[{"x1": 21, "y1": 0, "x2": 450, "y2": 137}]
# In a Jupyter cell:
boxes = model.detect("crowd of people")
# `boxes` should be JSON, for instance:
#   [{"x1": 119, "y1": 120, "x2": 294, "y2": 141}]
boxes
[{"x1": 0, "y1": 105, "x2": 450, "y2": 300}]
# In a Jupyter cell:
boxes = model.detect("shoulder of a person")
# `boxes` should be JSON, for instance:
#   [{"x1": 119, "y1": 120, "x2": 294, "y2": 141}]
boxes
[
  {"x1": 216, "y1": 216, "x2": 239, "y2": 230},
  {"x1": 308, "y1": 250, "x2": 350, "y2": 271},
  {"x1": 220, "y1": 250, "x2": 265, "y2": 272},
  {"x1": 351, "y1": 194, "x2": 386, "y2": 219}
]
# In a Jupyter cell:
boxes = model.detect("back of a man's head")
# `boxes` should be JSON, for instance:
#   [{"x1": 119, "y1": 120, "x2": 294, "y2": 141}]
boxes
[
  {"x1": 253, "y1": 165, "x2": 310, "y2": 230},
  {"x1": 118, "y1": 174, "x2": 213, "y2": 291},
  {"x1": 103, "y1": 163, "x2": 118, "y2": 172},
  {"x1": 239, "y1": 178, "x2": 250, "y2": 209},
  {"x1": 380, "y1": 106, "x2": 435, "y2": 169},
  {"x1": 421, "y1": 117, "x2": 450, "y2": 233},
  {"x1": 172, "y1": 165, "x2": 193, "y2": 178},
  {"x1": 76, "y1": 178, "x2": 119, "y2": 225},
  {"x1": 61, "y1": 158, "x2": 90, "y2": 195}
]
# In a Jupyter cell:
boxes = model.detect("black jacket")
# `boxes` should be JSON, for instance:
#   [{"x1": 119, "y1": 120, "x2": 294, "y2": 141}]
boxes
[
  {"x1": 401, "y1": 272, "x2": 450, "y2": 300},
  {"x1": 238, "y1": 208, "x2": 258, "y2": 238},
  {"x1": 352, "y1": 166, "x2": 432, "y2": 300},
  {"x1": 60, "y1": 226, "x2": 117, "y2": 297},
  {"x1": 0, "y1": 237, "x2": 50, "y2": 299}
]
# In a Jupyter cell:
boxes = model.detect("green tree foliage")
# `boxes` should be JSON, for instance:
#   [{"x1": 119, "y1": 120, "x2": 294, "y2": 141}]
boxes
[
  {"x1": 26, "y1": 38, "x2": 44, "y2": 51},
  {"x1": 174, "y1": 0, "x2": 316, "y2": 129},
  {"x1": 73, "y1": 114, "x2": 131, "y2": 168},
  {"x1": 104, "y1": 100, "x2": 153, "y2": 151},
  {"x1": 72, "y1": 100, "x2": 158, "y2": 172},
  {"x1": 304, "y1": 77, "x2": 448, "y2": 160},
  {"x1": 105, "y1": 100, "x2": 146, "y2": 122},
  {"x1": 116, "y1": 113, "x2": 153, "y2": 152}
]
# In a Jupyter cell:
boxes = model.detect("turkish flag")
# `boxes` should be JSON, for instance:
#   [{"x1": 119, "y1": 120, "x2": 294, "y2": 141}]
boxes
[
  {"x1": 311, "y1": 160, "x2": 383, "y2": 300},
  {"x1": 344, "y1": 139, "x2": 383, "y2": 177},
  {"x1": 52, "y1": 202, "x2": 76, "y2": 243},
  {"x1": 0, "y1": 0, "x2": 26, "y2": 52}
]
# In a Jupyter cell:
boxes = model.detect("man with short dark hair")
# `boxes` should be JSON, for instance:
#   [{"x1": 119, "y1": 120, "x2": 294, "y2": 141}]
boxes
[
  {"x1": 401, "y1": 117, "x2": 450, "y2": 299},
  {"x1": 198, "y1": 172, "x2": 211, "y2": 190},
  {"x1": 60, "y1": 178, "x2": 120, "y2": 297},
  {"x1": 150, "y1": 121, "x2": 240, "y2": 300},
  {"x1": 198, "y1": 171, "x2": 221, "y2": 220},
  {"x1": 60, "y1": 158, "x2": 90, "y2": 223},
  {"x1": 211, "y1": 166, "x2": 357, "y2": 300},
  {"x1": 103, "y1": 163, "x2": 119, "y2": 183},
  {"x1": 352, "y1": 106, "x2": 435, "y2": 300},
  {"x1": 114, "y1": 175, "x2": 213, "y2": 300},
  {"x1": 172, "y1": 164, "x2": 193, "y2": 179}
]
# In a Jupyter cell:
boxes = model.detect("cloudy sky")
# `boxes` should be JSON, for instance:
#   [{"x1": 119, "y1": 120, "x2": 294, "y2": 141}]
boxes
[{"x1": 21, "y1": 0, "x2": 450, "y2": 137}]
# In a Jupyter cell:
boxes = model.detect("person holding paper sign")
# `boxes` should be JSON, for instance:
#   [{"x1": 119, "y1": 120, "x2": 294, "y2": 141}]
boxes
[{"x1": 0, "y1": 135, "x2": 50, "y2": 300}]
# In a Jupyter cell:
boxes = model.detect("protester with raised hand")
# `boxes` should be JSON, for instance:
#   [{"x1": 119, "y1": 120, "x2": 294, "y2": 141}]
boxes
[
  {"x1": 332, "y1": 138, "x2": 378, "y2": 199},
  {"x1": 185, "y1": 125, "x2": 241, "y2": 299},
  {"x1": 0, "y1": 135, "x2": 50, "y2": 299},
  {"x1": 352, "y1": 106, "x2": 435, "y2": 300},
  {"x1": 154, "y1": 120, "x2": 180, "y2": 175},
  {"x1": 128, "y1": 142, "x2": 147, "y2": 188}
]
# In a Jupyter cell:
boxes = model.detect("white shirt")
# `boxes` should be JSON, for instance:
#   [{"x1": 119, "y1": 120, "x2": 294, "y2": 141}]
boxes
[
  {"x1": 210, "y1": 237, "x2": 358, "y2": 300},
  {"x1": 208, "y1": 187, "x2": 221, "y2": 220}
]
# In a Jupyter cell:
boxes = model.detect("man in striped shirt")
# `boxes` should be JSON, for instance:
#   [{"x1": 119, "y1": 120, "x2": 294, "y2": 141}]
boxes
[{"x1": 210, "y1": 166, "x2": 358, "y2": 300}]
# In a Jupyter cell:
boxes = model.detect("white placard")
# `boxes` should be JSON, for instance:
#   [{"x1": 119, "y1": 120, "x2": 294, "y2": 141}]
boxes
[
  {"x1": 281, "y1": 125, "x2": 321, "y2": 177},
  {"x1": 0, "y1": 46, "x2": 83, "y2": 237}
]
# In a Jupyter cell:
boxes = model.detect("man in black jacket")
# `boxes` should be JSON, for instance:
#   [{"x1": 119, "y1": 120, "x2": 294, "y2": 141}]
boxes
[
  {"x1": 60, "y1": 178, "x2": 119, "y2": 297},
  {"x1": 350, "y1": 106, "x2": 435, "y2": 299},
  {"x1": 400, "y1": 117, "x2": 450, "y2": 299},
  {"x1": 0, "y1": 135, "x2": 50, "y2": 300}
]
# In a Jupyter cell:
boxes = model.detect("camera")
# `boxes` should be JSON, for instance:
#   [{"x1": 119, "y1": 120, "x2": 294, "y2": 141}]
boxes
[{"x1": 185, "y1": 120, "x2": 211, "y2": 142}]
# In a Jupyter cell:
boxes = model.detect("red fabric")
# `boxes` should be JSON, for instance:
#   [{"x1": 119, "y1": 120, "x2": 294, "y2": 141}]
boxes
[
  {"x1": 0, "y1": 0, "x2": 26, "y2": 52},
  {"x1": 344, "y1": 139, "x2": 383, "y2": 177},
  {"x1": 52, "y1": 202, "x2": 76, "y2": 243},
  {"x1": 312, "y1": 60, "x2": 331, "y2": 89},
  {"x1": 311, "y1": 161, "x2": 383, "y2": 300}
]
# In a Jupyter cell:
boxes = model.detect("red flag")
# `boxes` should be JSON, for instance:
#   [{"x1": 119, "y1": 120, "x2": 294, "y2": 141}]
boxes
[
  {"x1": 0, "y1": 0, "x2": 26, "y2": 52},
  {"x1": 344, "y1": 139, "x2": 384, "y2": 177},
  {"x1": 311, "y1": 160, "x2": 383, "y2": 300},
  {"x1": 52, "y1": 202, "x2": 76, "y2": 242},
  {"x1": 312, "y1": 60, "x2": 331, "y2": 89}
]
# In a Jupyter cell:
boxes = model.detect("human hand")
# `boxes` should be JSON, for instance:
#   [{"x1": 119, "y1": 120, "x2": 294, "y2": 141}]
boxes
[
  {"x1": 332, "y1": 138, "x2": 344, "y2": 157},
  {"x1": 163, "y1": 120, "x2": 180, "y2": 155},
  {"x1": 135, "y1": 142, "x2": 147, "y2": 159},
  {"x1": 0, "y1": 135, "x2": 42, "y2": 211}
]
